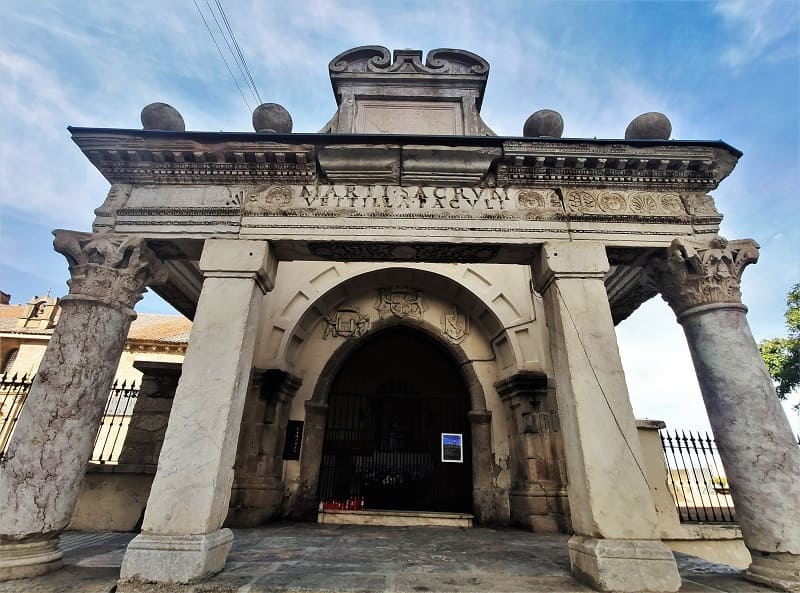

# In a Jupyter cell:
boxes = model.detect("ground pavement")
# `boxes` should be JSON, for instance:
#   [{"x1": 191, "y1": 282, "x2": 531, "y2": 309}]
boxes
[{"x1": 0, "y1": 523, "x2": 781, "y2": 593}]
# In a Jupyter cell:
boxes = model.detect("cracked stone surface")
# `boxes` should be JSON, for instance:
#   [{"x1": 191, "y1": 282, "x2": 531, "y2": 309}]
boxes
[
  {"x1": 0, "y1": 525, "x2": 785, "y2": 592},
  {"x1": 0, "y1": 301, "x2": 133, "y2": 541},
  {"x1": 681, "y1": 307, "x2": 800, "y2": 559}
]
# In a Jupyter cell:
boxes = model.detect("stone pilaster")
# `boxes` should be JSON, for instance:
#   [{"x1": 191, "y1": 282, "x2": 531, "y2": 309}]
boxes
[
  {"x1": 227, "y1": 369, "x2": 302, "y2": 527},
  {"x1": 532, "y1": 241, "x2": 681, "y2": 593},
  {"x1": 496, "y1": 371, "x2": 568, "y2": 533},
  {"x1": 467, "y1": 409, "x2": 500, "y2": 524},
  {"x1": 0, "y1": 230, "x2": 166, "y2": 580},
  {"x1": 291, "y1": 400, "x2": 330, "y2": 519},
  {"x1": 647, "y1": 235, "x2": 800, "y2": 592},
  {"x1": 120, "y1": 239, "x2": 276, "y2": 584}
]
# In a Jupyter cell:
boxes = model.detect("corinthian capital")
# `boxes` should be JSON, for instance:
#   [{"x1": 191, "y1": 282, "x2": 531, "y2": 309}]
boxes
[
  {"x1": 645, "y1": 235, "x2": 760, "y2": 318},
  {"x1": 53, "y1": 230, "x2": 168, "y2": 313}
]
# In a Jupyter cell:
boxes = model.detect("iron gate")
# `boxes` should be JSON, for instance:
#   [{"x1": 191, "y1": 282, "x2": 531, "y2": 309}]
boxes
[{"x1": 318, "y1": 390, "x2": 472, "y2": 513}]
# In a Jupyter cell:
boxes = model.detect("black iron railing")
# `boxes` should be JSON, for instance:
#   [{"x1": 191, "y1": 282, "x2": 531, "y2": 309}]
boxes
[
  {"x1": 0, "y1": 372, "x2": 33, "y2": 455},
  {"x1": 659, "y1": 428, "x2": 736, "y2": 523},
  {"x1": 0, "y1": 373, "x2": 139, "y2": 463},
  {"x1": 91, "y1": 380, "x2": 139, "y2": 463}
]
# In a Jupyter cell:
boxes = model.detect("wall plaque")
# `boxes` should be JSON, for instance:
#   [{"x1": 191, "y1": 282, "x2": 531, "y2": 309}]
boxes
[{"x1": 282, "y1": 420, "x2": 304, "y2": 460}]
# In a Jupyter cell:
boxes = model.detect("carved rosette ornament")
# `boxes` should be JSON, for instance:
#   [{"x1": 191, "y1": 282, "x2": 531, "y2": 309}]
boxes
[
  {"x1": 645, "y1": 235, "x2": 760, "y2": 319},
  {"x1": 52, "y1": 230, "x2": 168, "y2": 314}
]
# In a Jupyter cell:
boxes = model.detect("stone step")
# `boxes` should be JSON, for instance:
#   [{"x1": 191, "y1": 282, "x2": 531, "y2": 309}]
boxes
[{"x1": 317, "y1": 509, "x2": 473, "y2": 527}]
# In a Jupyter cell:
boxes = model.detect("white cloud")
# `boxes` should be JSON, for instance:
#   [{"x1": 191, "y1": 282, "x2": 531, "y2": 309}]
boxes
[{"x1": 714, "y1": 0, "x2": 800, "y2": 68}]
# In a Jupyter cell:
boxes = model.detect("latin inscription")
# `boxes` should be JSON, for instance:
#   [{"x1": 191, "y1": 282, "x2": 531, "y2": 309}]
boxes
[{"x1": 299, "y1": 184, "x2": 512, "y2": 210}]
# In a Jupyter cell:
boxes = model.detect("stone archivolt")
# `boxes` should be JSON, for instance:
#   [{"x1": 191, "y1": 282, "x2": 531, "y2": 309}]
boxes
[
  {"x1": 645, "y1": 235, "x2": 760, "y2": 317},
  {"x1": 53, "y1": 230, "x2": 167, "y2": 312}
]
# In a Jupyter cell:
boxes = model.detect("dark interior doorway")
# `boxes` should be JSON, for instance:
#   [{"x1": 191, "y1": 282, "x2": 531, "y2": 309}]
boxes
[{"x1": 317, "y1": 327, "x2": 473, "y2": 513}]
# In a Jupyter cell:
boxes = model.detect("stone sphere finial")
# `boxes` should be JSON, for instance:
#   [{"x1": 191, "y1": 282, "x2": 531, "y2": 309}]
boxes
[
  {"x1": 141, "y1": 103, "x2": 185, "y2": 132},
  {"x1": 625, "y1": 112, "x2": 671, "y2": 140},
  {"x1": 523, "y1": 109, "x2": 564, "y2": 138},
  {"x1": 252, "y1": 103, "x2": 293, "y2": 133}
]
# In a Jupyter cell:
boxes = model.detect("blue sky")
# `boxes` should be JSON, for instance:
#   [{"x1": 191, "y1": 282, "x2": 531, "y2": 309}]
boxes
[{"x1": 2, "y1": 0, "x2": 798, "y2": 432}]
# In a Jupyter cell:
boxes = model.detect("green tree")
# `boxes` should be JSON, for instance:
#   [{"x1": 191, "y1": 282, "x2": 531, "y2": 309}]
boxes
[{"x1": 759, "y1": 283, "x2": 800, "y2": 405}]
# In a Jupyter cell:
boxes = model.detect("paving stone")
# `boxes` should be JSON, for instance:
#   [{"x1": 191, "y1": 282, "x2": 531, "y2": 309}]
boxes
[{"x1": 0, "y1": 525, "x2": 784, "y2": 592}]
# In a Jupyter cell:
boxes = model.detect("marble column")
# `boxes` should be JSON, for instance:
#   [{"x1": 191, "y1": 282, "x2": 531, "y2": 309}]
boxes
[
  {"x1": 120, "y1": 239, "x2": 276, "y2": 584},
  {"x1": 0, "y1": 230, "x2": 166, "y2": 580},
  {"x1": 532, "y1": 241, "x2": 681, "y2": 593},
  {"x1": 646, "y1": 235, "x2": 800, "y2": 592}
]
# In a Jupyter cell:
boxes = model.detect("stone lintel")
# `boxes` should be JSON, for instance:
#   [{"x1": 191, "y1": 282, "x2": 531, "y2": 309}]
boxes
[
  {"x1": 199, "y1": 239, "x2": 277, "y2": 293},
  {"x1": 120, "y1": 529, "x2": 233, "y2": 583},
  {"x1": 568, "y1": 536, "x2": 681, "y2": 592}
]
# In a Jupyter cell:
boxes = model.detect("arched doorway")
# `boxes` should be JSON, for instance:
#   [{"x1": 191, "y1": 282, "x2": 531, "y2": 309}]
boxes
[{"x1": 317, "y1": 326, "x2": 473, "y2": 513}]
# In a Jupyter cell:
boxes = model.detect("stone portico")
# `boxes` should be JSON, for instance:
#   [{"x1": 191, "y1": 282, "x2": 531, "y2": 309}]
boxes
[{"x1": 1, "y1": 46, "x2": 797, "y2": 592}]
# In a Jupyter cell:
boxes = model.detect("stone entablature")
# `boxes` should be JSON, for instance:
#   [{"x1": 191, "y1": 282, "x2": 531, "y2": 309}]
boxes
[{"x1": 72, "y1": 133, "x2": 735, "y2": 264}]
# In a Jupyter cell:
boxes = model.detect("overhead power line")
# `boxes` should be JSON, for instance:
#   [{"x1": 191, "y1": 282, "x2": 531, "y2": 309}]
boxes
[
  {"x1": 215, "y1": 0, "x2": 262, "y2": 104},
  {"x1": 193, "y1": 0, "x2": 251, "y2": 111},
  {"x1": 193, "y1": 0, "x2": 262, "y2": 111}
]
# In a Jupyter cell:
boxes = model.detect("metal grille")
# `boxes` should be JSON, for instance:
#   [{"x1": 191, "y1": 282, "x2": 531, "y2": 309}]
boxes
[
  {"x1": 318, "y1": 391, "x2": 472, "y2": 513},
  {"x1": 0, "y1": 374, "x2": 139, "y2": 464},
  {"x1": 0, "y1": 372, "x2": 33, "y2": 455},
  {"x1": 91, "y1": 380, "x2": 139, "y2": 463},
  {"x1": 660, "y1": 429, "x2": 736, "y2": 523}
]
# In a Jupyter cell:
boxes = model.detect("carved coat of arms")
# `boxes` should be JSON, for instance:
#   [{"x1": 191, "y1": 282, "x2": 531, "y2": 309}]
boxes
[
  {"x1": 323, "y1": 307, "x2": 370, "y2": 339},
  {"x1": 375, "y1": 288, "x2": 427, "y2": 320},
  {"x1": 441, "y1": 307, "x2": 469, "y2": 343}
]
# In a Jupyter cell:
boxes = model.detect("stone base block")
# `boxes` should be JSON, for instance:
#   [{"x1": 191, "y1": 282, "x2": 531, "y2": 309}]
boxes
[
  {"x1": 120, "y1": 528, "x2": 233, "y2": 583},
  {"x1": 319, "y1": 509, "x2": 473, "y2": 527},
  {"x1": 746, "y1": 551, "x2": 800, "y2": 592},
  {"x1": 568, "y1": 536, "x2": 681, "y2": 592},
  {"x1": 0, "y1": 538, "x2": 63, "y2": 581}
]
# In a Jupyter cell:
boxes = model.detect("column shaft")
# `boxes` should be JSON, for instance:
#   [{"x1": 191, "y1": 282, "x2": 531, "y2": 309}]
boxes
[
  {"x1": 121, "y1": 239, "x2": 275, "y2": 584},
  {"x1": 533, "y1": 241, "x2": 680, "y2": 593},
  {"x1": 0, "y1": 231, "x2": 165, "y2": 581},
  {"x1": 648, "y1": 236, "x2": 800, "y2": 591}
]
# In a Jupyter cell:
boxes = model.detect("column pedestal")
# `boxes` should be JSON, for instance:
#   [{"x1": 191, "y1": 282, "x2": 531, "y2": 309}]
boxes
[
  {"x1": 121, "y1": 239, "x2": 276, "y2": 584},
  {"x1": 533, "y1": 241, "x2": 680, "y2": 593},
  {"x1": 0, "y1": 231, "x2": 165, "y2": 581}
]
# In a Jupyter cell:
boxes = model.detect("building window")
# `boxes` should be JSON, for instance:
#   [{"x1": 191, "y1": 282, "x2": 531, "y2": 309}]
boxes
[{"x1": 1, "y1": 349, "x2": 18, "y2": 375}]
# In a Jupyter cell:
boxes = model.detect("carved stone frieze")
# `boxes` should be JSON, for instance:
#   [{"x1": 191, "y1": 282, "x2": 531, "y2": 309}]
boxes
[
  {"x1": 516, "y1": 189, "x2": 562, "y2": 212},
  {"x1": 375, "y1": 287, "x2": 427, "y2": 320},
  {"x1": 644, "y1": 235, "x2": 760, "y2": 317},
  {"x1": 242, "y1": 185, "x2": 294, "y2": 215},
  {"x1": 52, "y1": 230, "x2": 168, "y2": 312},
  {"x1": 322, "y1": 307, "x2": 370, "y2": 339},
  {"x1": 563, "y1": 189, "x2": 687, "y2": 217},
  {"x1": 680, "y1": 193, "x2": 722, "y2": 218},
  {"x1": 441, "y1": 306, "x2": 469, "y2": 344},
  {"x1": 308, "y1": 242, "x2": 500, "y2": 263}
]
